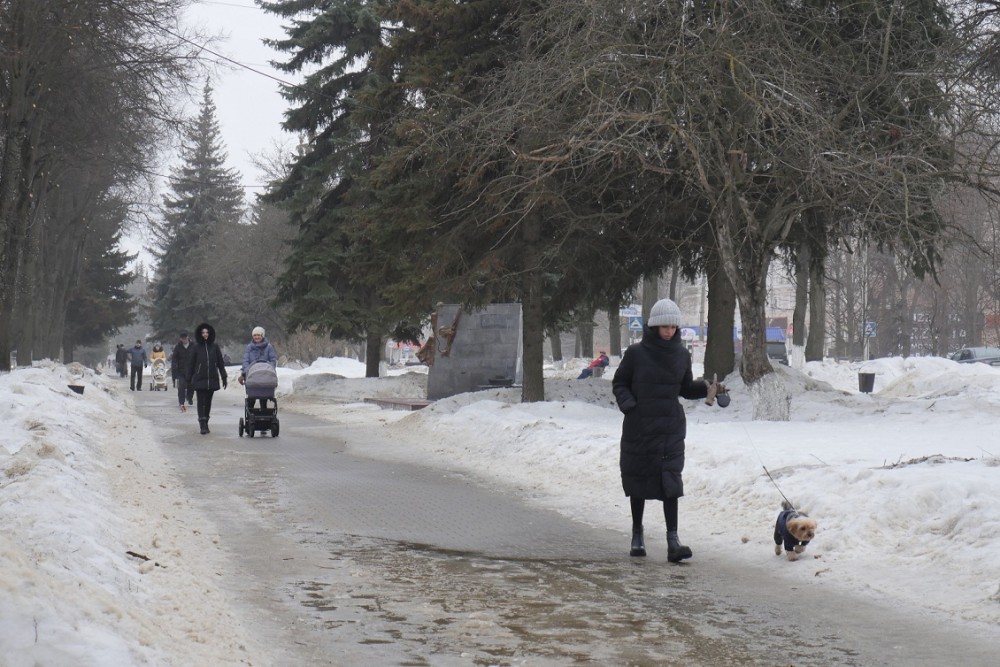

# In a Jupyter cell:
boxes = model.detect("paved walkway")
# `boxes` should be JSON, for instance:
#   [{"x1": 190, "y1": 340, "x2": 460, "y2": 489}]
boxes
[{"x1": 135, "y1": 390, "x2": 1000, "y2": 666}]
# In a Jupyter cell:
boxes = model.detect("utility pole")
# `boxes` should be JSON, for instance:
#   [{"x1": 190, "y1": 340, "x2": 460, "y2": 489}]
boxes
[{"x1": 862, "y1": 235, "x2": 870, "y2": 361}]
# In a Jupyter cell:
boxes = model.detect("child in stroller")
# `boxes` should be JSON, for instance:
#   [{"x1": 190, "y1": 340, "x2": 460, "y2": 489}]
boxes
[{"x1": 238, "y1": 326, "x2": 279, "y2": 438}]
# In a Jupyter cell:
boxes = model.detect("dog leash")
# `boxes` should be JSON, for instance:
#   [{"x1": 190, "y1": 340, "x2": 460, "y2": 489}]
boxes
[
  {"x1": 761, "y1": 465, "x2": 796, "y2": 511},
  {"x1": 742, "y1": 425, "x2": 797, "y2": 511}
]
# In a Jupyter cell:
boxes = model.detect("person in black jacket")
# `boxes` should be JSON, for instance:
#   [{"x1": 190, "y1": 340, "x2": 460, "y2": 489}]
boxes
[
  {"x1": 170, "y1": 331, "x2": 195, "y2": 412},
  {"x1": 185, "y1": 322, "x2": 228, "y2": 434},
  {"x1": 114, "y1": 344, "x2": 128, "y2": 377},
  {"x1": 612, "y1": 298, "x2": 724, "y2": 562}
]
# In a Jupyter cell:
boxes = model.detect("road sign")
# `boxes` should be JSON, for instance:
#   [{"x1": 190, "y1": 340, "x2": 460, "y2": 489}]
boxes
[
  {"x1": 628, "y1": 316, "x2": 643, "y2": 332},
  {"x1": 864, "y1": 321, "x2": 877, "y2": 337}
]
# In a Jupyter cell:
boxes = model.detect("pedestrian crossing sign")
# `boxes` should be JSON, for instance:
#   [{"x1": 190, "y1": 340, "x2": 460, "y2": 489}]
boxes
[{"x1": 628, "y1": 317, "x2": 643, "y2": 332}]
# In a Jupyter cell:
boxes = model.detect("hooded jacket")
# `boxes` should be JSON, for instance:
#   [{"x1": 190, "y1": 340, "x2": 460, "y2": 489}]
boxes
[
  {"x1": 612, "y1": 326, "x2": 708, "y2": 500},
  {"x1": 186, "y1": 323, "x2": 228, "y2": 391}
]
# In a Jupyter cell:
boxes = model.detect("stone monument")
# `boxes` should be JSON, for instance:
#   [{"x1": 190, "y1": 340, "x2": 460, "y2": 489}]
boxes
[{"x1": 424, "y1": 303, "x2": 522, "y2": 400}]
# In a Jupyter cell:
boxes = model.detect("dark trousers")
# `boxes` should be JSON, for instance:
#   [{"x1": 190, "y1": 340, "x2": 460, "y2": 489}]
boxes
[
  {"x1": 176, "y1": 377, "x2": 193, "y2": 406},
  {"x1": 130, "y1": 364, "x2": 144, "y2": 389},
  {"x1": 195, "y1": 389, "x2": 215, "y2": 422}
]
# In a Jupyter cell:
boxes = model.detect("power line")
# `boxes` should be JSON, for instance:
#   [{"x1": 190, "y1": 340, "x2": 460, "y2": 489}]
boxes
[{"x1": 108, "y1": 0, "x2": 327, "y2": 102}]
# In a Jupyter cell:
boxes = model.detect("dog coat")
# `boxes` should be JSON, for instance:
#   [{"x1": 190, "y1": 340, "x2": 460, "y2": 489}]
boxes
[{"x1": 774, "y1": 508, "x2": 812, "y2": 552}]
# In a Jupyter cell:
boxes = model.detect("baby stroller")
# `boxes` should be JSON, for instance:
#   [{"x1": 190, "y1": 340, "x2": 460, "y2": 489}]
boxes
[
  {"x1": 238, "y1": 361, "x2": 279, "y2": 438},
  {"x1": 149, "y1": 358, "x2": 169, "y2": 391}
]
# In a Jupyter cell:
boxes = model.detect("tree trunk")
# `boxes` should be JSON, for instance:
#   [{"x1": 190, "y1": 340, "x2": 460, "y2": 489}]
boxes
[
  {"x1": 521, "y1": 209, "x2": 545, "y2": 402},
  {"x1": 703, "y1": 249, "x2": 735, "y2": 382},
  {"x1": 364, "y1": 330, "x2": 382, "y2": 378},
  {"x1": 715, "y1": 202, "x2": 789, "y2": 421},
  {"x1": 792, "y1": 240, "x2": 809, "y2": 350},
  {"x1": 577, "y1": 308, "x2": 594, "y2": 359},
  {"x1": 607, "y1": 299, "x2": 622, "y2": 357},
  {"x1": 641, "y1": 274, "x2": 658, "y2": 323},
  {"x1": 806, "y1": 252, "x2": 826, "y2": 362},
  {"x1": 547, "y1": 325, "x2": 563, "y2": 362}
]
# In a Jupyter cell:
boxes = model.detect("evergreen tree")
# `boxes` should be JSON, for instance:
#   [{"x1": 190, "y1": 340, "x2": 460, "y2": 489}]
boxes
[
  {"x1": 262, "y1": 0, "x2": 522, "y2": 377},
  {"x1": 261, "y1": 0, "x2": 422, "y2": 376},
  {"x1": 63, "y1": 226, "x2": 137, "y2": 361},
  {"x1": 150, "y1": 83, "x2": 245, "y2": 339}
]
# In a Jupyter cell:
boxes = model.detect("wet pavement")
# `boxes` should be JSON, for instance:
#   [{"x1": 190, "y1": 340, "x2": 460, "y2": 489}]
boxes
[{"x1": 135, "y1": 391, "x2": 1000, "y2": 666}]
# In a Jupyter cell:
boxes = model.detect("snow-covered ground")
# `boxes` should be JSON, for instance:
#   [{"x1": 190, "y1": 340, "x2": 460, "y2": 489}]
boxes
[{"x1": 2, "y1": 354, "x2": 999, "y2": 665}]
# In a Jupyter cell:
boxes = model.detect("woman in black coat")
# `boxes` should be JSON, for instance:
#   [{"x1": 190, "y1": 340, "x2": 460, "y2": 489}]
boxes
[
  {"x1": 612, "y1": 298, "x2": 722, "y2": 562},
  {"x1": 186, "y1": 322, "x2": 228, "y2": 435}
]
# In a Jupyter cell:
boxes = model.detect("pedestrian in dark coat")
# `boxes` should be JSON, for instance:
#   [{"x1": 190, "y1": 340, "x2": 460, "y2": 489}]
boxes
[
  {"x1": 185, "y1": 322, "x2": 228, "y2": 435},
  {"x1": 127, "y1": 339, "x2": 148, "y2": 391},
  {"x1": 612, "y1": 298, "x2": 724, "y2": 562},
  {"x1": 171, "y1": 331, "x2": 195, "y2": 412},
  {"x1": 114, "y1": 344, "x2": 128, "y2": 377}
]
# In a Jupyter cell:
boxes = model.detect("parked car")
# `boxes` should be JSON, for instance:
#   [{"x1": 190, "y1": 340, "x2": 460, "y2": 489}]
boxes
[
  {"x1": 766, "y1": 341, "x2": 789, "y2": 365},
  {"x1": 766, "y1": 327, "x2": 789, "y2": 365},
  {"x1": 949, "y1": 347, "x2": 1000, "y2": 366}
]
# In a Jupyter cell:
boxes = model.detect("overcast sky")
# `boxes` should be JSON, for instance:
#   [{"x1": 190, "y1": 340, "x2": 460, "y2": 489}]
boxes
[
  {"x1": 125, "y1": 1, "x2": 295, "y2": 265},
  {"x1": 183, "y1": 0, "x2": 293, "y2": 191}
]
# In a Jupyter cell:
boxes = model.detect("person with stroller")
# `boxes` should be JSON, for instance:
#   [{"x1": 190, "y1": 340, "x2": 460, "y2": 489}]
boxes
[
  {"x1": 171, "y1": 331, "x2": 195, "y2": 412},
  {"x1": 186, "y1": 323, "x2": 228, "y2": 435},
  {"x1": 239, "y1": 326, "x2": 277, "y2": 409},
  {"x1": 128, "y1": 339, "x2": 148, "y2": 391}
]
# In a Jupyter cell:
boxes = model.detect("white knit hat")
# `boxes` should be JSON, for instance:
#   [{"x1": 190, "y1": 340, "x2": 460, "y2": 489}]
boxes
[
  {"x1": 252, "y1": 326, "x2": 265, "y2": 337},
  {"x1": 647, "y1": 299, "x2": 682, "y2": 327}
]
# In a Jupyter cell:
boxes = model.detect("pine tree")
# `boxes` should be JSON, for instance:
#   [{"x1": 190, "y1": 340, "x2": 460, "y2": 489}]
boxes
[{"x1": 150, "y1": 83, "x2": 245, "y2": 339}]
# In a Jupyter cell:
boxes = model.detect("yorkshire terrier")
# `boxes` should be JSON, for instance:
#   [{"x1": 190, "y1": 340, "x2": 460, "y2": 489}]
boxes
[{"x1": 773, "y1": 500, "x2": 817, "y2": 561}]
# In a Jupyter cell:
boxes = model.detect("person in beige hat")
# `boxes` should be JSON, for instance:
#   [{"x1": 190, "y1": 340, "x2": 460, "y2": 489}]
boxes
[
  {"x1": 239, "y1": 326, "x2": 277, "y2": 410},
  {"x1": 612, "y1": 298, "x2": 725, "y2": 562}
]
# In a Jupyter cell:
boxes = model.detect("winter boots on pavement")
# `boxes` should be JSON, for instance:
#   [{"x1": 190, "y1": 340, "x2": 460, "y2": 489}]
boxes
[
  {"x1": 629, "y1": 528, "x2": 646, "y2": 557},
  {"x1": 199, "y1": 419, "x2": 209, "y2": 435},
  {"x1": 667, "y1": 531, "x2": 692, "y2": 563}
]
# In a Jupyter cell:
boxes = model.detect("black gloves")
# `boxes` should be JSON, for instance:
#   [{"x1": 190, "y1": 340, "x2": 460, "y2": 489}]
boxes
[{"x1": 222, "y1": 378, "x2": 228, "y2": 390}]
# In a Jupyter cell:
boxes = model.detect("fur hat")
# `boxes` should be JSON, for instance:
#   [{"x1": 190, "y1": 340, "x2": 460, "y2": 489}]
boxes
[
  {"x1": 647, "y1": 298, "x2": 682, "y2": 327},
  {"x1": 252, "y1": 326, "x2": 265, "y2": 337}
]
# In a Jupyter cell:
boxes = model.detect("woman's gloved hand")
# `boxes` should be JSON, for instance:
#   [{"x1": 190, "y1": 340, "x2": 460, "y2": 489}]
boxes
[{"x1": 705, "y1": 374, "x2": 727, "y2": 406}]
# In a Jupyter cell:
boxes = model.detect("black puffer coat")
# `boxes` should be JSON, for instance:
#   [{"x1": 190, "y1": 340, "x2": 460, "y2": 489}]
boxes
[
  {"x1": 612, "y1": 326, "x2": 708, "y2": 500},
  {"x1": 186, "y1": 322, "x2": 228, "y2": 391}
]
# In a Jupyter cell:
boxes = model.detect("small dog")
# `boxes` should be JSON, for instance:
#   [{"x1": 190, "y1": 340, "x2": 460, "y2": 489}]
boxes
[{"x1": 773, "y1": 500, "x2": 817, "y2": 561}]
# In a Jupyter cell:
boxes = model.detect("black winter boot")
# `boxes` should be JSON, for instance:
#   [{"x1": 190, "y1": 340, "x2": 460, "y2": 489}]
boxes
[
  {"x1": 667, "y1": 531, "x2": 692, "y2": 563},
  {"x1": 199, "y1": 420, "x2": 208, "y2": 435},
  {"x1": 629, "y1": 528, "x2": 646, "y2": 557}
]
